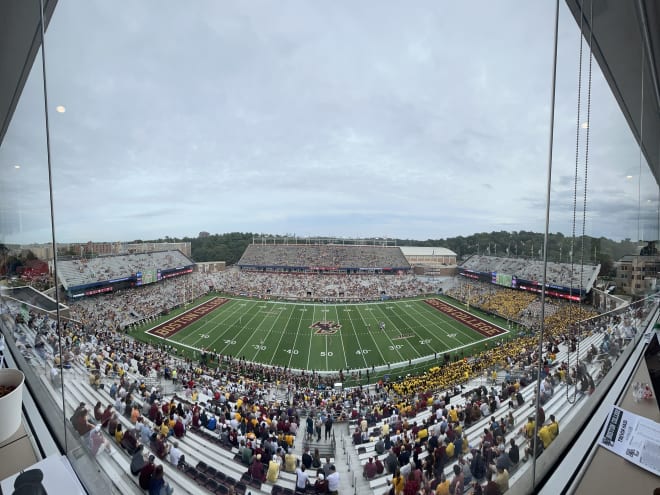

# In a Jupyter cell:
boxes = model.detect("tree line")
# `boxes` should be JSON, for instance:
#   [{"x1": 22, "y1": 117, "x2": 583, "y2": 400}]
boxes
[{"x1": 134, "y1": 230, "x2": 643, "y2": 278}]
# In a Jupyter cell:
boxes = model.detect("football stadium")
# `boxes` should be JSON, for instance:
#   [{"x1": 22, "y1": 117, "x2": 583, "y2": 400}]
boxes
[{"x1": 1, "y1": 2, "x2": 660, "y2": 495}]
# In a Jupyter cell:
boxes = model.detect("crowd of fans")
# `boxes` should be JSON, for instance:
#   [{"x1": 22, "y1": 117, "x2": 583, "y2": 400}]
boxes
[
  {"x1": 68, "y1": 269, "x2": 440, "y2": 331},
  {"x1": 58, "y1": 250, "x2": 194, "y2": 287},
  {"x1": 3, "y1": 251, "x2": 655, "y2": 495},
  {"x1": 209, "y1": 269, "x2": 439, "y2": 302},
  {"x1": 238, "y1": 244, "x2": 411, "y2": 271},
  {"x1": 460, "y1": 255, "x2": 599, "y2": 292}
]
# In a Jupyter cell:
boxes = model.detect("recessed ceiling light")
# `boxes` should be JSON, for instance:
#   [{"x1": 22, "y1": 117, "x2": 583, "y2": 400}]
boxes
[
  {"x1": 14, "y1": 165, "x2": 20, "y2": 169},
  {"x1": 56, "y1": 105, "x2": 66, "y2": 113},
  {"x1": 626, "y1": 175, "x2": 633, "y2": 179},
  {"x1": 581, "y1": 122, "x2": 589, "y2": 129}
]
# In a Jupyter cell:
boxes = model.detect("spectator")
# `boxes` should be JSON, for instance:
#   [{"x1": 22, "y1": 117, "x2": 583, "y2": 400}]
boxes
[
  {"x1": 250, "y1": 454, "x2": 266, "y2": 483},
  {"x1": 435, "y1": 473, "x2": 450, "y2": 495},
  {"x1": 507, "y1": 438, "x2": 519, "y2": 466},
  {"x1": 363, "y1": 457, "x2": 377, "y2": 480},
  {"x1": 312, "y1": 448, "x2": 322, "y2": 469},
  {"x1": 449, "y1": 464, "x2": 464, "y2": 495},
  {"x1": 493, "y1": 466, "x2": 509, "y2": 493},
  {"x1": 302, "y1": 448, "x2": 313, "y2": 469},
  {"x1": 314, "y1": 473, "x2": 328, "y2": 494},
  {"x1": 482, "y1": 470, "x2": 501, "y2": 495},
  {"x1": 285, "y1": 452, "x2": 297, "y2": 473},
  {"x1": 296, "y1": 464, "x2": 310, "y2": 493},
  {"x1": 93, "y1": 401, "x2": 103, "y2": 421},
  {"x1": 267, "y1": 458, "x2": 280, "y2": 483},
  {"x1": 121, "y1": 427, "x2": 140, "y2": 454},
  {"x1": 148, "y1": 464, "x2": 173, "y2": 495},
  {"x1": 114, "y1": 423, "x2": 124, "y2": 444},
  {"x1": 88, "y1": 425, "x2": 110, "y2": 456},
  {"x1": 470, "y1": 450, "x2": 486, "y2": 481},
  {"x1": 168, "y1": 440, "x2": 182, "y2": 466},
  {"x1": 327, "y1": 465, "x2": 339, "y2": 495},
  {"x1": 139, "y1": 455, "x2": 156, "y2": 490},
  {"x1": 522, "y1": 435, "x2": 544, "y2": 462},
  {"x1": 130, "y1": 445, "x2": 147, "y2": 475}
]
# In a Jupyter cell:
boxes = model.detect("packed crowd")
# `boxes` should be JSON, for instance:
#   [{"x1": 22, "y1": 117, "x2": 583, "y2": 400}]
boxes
[
  {"x1": 238, "y1": 245, "x2": 411, "y2": 271},
  {"x1": 209, "y1": 269, "x2": 439, "y2": 301},
  {"x1": 460, "y1": 256, "x2": 599, "y2": 291},
  {"x1": 58, "y1": 250, "x2": 193, "y2": 287},
  {"x1": 68, "y1": 270, "x2": 440, "y2": 330},
  {"x1": 2, "y1": 263, "x2": 654, "y2": 495},
  {"x1": 354, "y1": 380, "x2": 562, "y2": 495}
]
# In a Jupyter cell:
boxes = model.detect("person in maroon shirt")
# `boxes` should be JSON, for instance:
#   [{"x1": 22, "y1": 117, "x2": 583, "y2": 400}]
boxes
[
  {"x1": 363, "y1": 458, "x2": 377, "y2": 479},
  {"x1": 482, "y1": 470, "x2": 501, "y2": 495},
  {"x1": 249, "y1": 454, "x2": 266, "y2": 482},
  {"x1": 93, "y1": 401, "x2": 103, "y2": 421},
  {"x1": 375, "y1": 456, "x2": 384, "y2": 475},
  {"x1": 173, "y1": 418, "x2": 185, "y2": 438},
  {"x1": 101, "y1": 405, "x2": 113, "y2": 427},
  {"x1": 138, "y1": 455, "x2": 156, "y2": 490},
  {"x1": 148, "y1": 402, "x2": 159, "y2": 422},
  {"x1": 403, "y1": 472, "x2": 419, "y2": 495}
]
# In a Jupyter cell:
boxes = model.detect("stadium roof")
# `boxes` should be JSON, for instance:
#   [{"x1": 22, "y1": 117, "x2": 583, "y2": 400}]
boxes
[
  {"x1": 0, "y1": 0, "x2": 58, "y2": 146},
  {"x1": 565, "y1": 0, "x2": 660, "y2": 185},
  {"x1": 398, "y1": 246, "x2": 456, "y2": 257}
]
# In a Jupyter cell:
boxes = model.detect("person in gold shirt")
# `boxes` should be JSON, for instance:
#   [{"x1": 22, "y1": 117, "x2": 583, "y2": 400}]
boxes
[
  {"x1": 434, "y1": 473, "x2": 450, "y2": 495},
  {"x1": 387, "y1": 468, "x2": 405, "y2": 495},
  {"x1": 114, "y1": 423, "x2": 124, "y2": 444},
  {"x1": 538, "y1": 425, "x2": 554, "y2": 449},
  {"x1": 445, "y1": 439, "x2": 455, "y2": 460},
  {"x1": 547, "y1": 414, "x2": 559, "y2": 441}
]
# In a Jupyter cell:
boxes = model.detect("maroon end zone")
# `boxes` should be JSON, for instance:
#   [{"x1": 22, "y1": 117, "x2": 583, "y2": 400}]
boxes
[
  {"x1": 424, "y1": 299, "x2": 507, "y2": 338},
  {"x1": 147, "y1": 297, "x2": 229, "y2": 339}
]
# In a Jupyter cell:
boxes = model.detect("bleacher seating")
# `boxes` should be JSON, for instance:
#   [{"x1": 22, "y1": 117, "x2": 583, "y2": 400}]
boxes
[
  {"x1": 237, "y1": 244, "x2": 411, "y2": 271},
  {"x1": 58, "y1": 250, "x2": 194, "y2": 289},
  {"x1": 460, "y1": 255, "x2": 600, "y2": 292}
]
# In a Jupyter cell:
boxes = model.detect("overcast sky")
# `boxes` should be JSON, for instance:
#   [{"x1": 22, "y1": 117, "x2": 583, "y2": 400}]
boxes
[{"x1": 1, "y1": 0, "x2": 658, "y2": 245}]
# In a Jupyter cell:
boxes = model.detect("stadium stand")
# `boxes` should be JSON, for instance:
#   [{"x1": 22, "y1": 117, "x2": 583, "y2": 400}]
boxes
[
  {"x1": 460, "y1": 255, "x2": 600, "y2": 292},
  {"x1": 0, "y1": 255, "x2": 655, "y2": 495},
  {"x1": 58, "y1": 250, "x2": 194, "y2": 290},
  {"x1": 237, "y1": 244, "x2": 411, "y2": 273}
]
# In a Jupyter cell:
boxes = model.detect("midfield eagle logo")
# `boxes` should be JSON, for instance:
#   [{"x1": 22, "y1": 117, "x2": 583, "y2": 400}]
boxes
[{"x1": 310, "y1": 320, "x2": 341, "y2": 335}]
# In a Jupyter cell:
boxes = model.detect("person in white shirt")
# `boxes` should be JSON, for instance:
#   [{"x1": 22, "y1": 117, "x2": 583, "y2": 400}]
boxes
[
  {"x1": 327, "y1": 465, "x2": 340, "y2": 495},
  {"x1": 295, "y1": 464, "x2": 310, "y2": 492},
  {"x1": 169, "y1": 440, "x2": 182, "y2": 466}
]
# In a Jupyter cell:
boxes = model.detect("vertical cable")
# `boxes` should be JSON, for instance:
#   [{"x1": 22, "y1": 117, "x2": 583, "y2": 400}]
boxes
[
  {"x1": 532, "y1": 0, "x2": 560, "y2": 489},
  {"x1": 566, "y1": 0, "x2": 585, "y2": 406},
  {"x1": 638, "y1": 42, "x2": 645, "y2": 242},
  {"x1": 38, "y1": 0, "x2": 67, "y2": 451}
]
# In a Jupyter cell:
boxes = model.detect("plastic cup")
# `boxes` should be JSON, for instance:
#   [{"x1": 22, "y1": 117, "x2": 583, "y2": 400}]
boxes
[{"x1": 0, "y1": 369, "x2": 25, "y2": 444}]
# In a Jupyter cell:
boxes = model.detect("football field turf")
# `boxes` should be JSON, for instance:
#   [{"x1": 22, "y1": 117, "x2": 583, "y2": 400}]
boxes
[{"x1": 143, "y1": 296, "x2": 509, "y2": 372}]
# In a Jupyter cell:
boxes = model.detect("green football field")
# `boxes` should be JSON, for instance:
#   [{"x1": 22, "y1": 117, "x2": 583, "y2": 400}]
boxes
[{"x1": 140, "y1": 296, "x2": 510, "y2": 372}]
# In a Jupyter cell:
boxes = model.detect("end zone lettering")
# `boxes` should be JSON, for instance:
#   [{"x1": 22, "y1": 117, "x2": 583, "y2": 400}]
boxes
[
  {"x1": 424, "y1": 299, "x2": 506, "y2": 338},
  {"x1": 146, "y1": 298, "x2": 229, "y2": 339}
]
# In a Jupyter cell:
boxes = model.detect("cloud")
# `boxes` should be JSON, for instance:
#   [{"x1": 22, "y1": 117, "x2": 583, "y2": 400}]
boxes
[{"x1": 0, "y1": 0, "x2": 654, "y2": 245}]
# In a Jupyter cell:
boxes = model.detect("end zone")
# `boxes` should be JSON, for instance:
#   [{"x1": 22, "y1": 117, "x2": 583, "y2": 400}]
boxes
[
  {"x1": 424, "y1": 299, "x2": 507, "y2": 338},
  {"x1": 146, "y1": 297, "x2": 229, "y2": 339}
]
